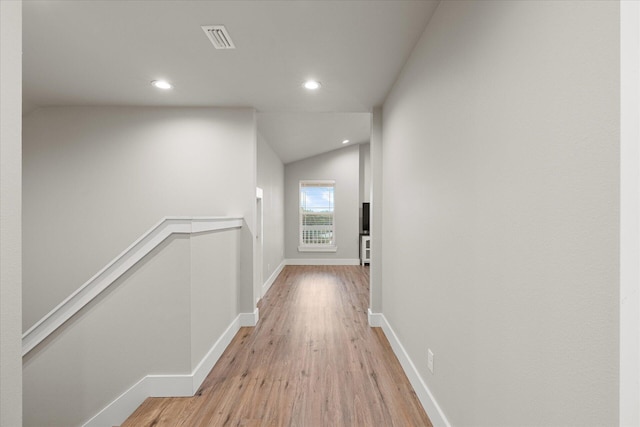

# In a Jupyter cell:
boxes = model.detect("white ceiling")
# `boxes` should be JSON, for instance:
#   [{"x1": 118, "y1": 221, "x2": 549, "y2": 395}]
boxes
[
  {"x1": 23, "y1": 0, "x2": 439, "y2": 162},
  {"x1": 258, "y1": 112, "x2": 372, "y2": 164}
]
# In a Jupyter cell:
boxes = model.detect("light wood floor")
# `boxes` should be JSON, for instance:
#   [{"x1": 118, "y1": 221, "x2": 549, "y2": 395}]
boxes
[{"x1": 122, "y1": 265, "x2": 432, "y2": 427}]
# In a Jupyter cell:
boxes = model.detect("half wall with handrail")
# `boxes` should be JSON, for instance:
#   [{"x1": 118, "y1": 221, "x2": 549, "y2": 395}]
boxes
[{"x1": 22, "y1": 216, "x2": 257, "y2": 427}]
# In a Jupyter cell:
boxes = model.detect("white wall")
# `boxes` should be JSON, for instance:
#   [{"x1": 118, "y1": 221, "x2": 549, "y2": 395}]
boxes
[
  {"x1": 22, "y1": 106, "x2": 257, "y2": 330},
  {"x1": 257, "y1": 132, "x2": 285, "y2": 286},
  {"x1": 620, "y1": 1, "x2": 640, "y2": 425},
  {"x1": 359, "y1": 143, "x2": 371, "y2": 205},
  {"x1": 23, "y1": 235, "x2": 192, "y2": 427},
  {"x1": 382, "y1": 1, "x2": 619, "y2": 426},
  {"x1": 190, "y1": 230, "x2": 241, "y2": 367},
  {"x1": 23, "y1": 227, "x2": 243, "y2": 427},
  {"x1": 0, "y1": 1, "x2": 23, "y2": 425},
  {"x1": 284, "y1": 144, "x2": 360, "y2": 262},
  {"x1": 369, "y1": 108, "x2": 383, "y2": 313},
  {"x1": 359, "y1": 143, "x2": 371, "y2": 234}
]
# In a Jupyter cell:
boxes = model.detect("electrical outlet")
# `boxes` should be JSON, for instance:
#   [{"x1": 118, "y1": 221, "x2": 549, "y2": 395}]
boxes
[{"x1": 427, "y1": 349, "x2": 434, "y2": 374}]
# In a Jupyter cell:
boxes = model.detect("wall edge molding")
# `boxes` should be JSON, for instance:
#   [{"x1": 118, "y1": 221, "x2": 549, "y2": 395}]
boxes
[
  {"x1": 82, "y1": 311, "x2": 250, "y2": 427},
  {"x1": 285, "y1": 258, "x2": 360, "y2": 266},
  {"x1": 262, "y1": 260, "x2": 285, "y2": 297},
  {"x1": 238, "y1": 308, "x2": 259, "y2": 327},
  {"x1": 374, "y1": 312, "x2": 451, "y2": 427},
  {"x1": 367, "y1": 308, "x2": 384, "y2": 327},
  {"x1": 191, "y1": 316, "x2": 242, "y2": 392}
]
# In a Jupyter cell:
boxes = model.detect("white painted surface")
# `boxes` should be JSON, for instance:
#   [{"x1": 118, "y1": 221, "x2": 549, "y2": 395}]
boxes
[
  {"x1": 359, "y1": 143, "x2": 371, "y2": 205},
  {"x1": 360, "y1": 236, "x2": 371, "y2": 266},
  {"x1": 255, "y1": 190, "x2": 264, "y2": 304},
  {"x1": 257, "y1": 133, "x2": 285, "y2": 296},
  {"x1": 620, "y1": 1, "x2": 640, "y2": 425},
  {"x1": 84, "y1": 312, "x2": 246, "y2": 427},
  {"x1": 190, "y1": 313, "x2": 243, "y2": 397},
  {"x1": 358, "y1": 142, "x2": 371, "y2": 234},
  {"x1": 23, "y1": 227, "x2": 248, "y2": 427},
  {"x1": 285, "y1": 259, "x2": 359, "y2": 266},
  {"x1": 22, "y1": 106, "x2": 256, "y2": 331},
  {"x1": 297, "y1": 246, "x2": 337, "y2": 253},
  {"x1": 285, "y1": 145, "x2": 361, "y2": 261},
  {"x1": 238, "y1": 308, "x2": 260, "y2": 327},
  {"x1": 374, "y1": 313, "x2": 450, "y2": 427},
  {"x1": 258, "y1": 113, "x2": 372, "y2": 164},
  {"x1": 23, "y1": 1, "x2": 439, "y2": 114},
  {"x1": 369, "y1": 107, "x2": 383, "y2": 313},
  {"x1": 367, "y1": 309, "x2": 382, "y2": 328},
  {"x1": 23, "y1": 235, "x2": 193, "y2": 427},
  {"x1": 23, "y1": 217, "x2": 242, "y2": 356},
  {"x1": 262, "y1": 260, "x2": 286, "y2": 297},
  {"x1": 238, "y1": 224, "x2": 257, "y2": 315},
  {"x1": 0, "y1": 1, "x2": 23, "y2": 424},
  {"x1": 382, "y1": 1, "x2": 619, "y2": 425},
  {"x1": 189, "y1": 226, "x2": 241, "y2": 368}
]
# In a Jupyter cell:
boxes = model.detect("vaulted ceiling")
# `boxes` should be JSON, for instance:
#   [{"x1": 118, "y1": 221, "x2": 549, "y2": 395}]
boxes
[{"x1": 23, "y1": 0, "x2": 439, "y2": 163}]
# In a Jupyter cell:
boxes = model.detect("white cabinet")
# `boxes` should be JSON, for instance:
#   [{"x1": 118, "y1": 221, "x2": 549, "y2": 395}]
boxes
[{"x1": 360, "y1": 235, "x2": 371, "y2": 265}]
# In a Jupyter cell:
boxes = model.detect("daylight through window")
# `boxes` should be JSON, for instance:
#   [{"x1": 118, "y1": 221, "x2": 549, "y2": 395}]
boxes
[{"x1": 299, "y1": 181, "x2": 336, "y2": 249}]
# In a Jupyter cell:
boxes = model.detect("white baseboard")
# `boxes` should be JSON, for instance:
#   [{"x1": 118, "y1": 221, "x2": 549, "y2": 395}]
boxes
[
  {"x1": 371, "y1": 312, "x2": 451, "y2": 427},
  {"x1": 262, "y1": 260, "x2": 285, "y2": 297},
  {"x1": 238, "y1": 308, "x2": 259, "y2": 326},
  {"x1": 367, "y1": 308, "x2": 384, "y2": 327},
  {"x1": 83, "y1": 311, "x2": 252, "y2": 427},
  {"x1": 23, "y1": 217, "x2": 243, "y2": 356},
  {"x1": 285, "y1": 258, "x2": 360, "y2": 266},
  {"x1": 82, "y1": 376, "x2": 155, "y2": 427},
  {"x1": 190, "y1": 316, "x2": 242, "y2": 392}
]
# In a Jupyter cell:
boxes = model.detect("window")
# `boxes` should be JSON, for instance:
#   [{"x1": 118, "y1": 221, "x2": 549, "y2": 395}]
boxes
[{"x1": 299, "y1": 180, "x2": 336, "y2": 252}]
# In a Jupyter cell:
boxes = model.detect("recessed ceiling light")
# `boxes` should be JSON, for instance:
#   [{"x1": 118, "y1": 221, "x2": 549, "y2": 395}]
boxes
[
  {"x1": 151, "y1": 80, "x2": 173, "y2": 90},
  {"x1": 342, "y1": 139, "x2": 350, "y2": 144},
  {"x1": 303, "y1": 80, "x2": 321, "y2": 90}
]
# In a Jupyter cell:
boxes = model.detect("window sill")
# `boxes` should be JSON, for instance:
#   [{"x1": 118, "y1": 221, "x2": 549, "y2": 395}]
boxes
[{"x1": 298, "y1": 245, "x2": 338, "y2": 253}]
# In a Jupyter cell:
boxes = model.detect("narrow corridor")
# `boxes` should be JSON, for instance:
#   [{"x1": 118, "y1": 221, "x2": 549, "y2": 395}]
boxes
[{"x1": 123, "y1": 265, "x2": 431, "y2": 426}]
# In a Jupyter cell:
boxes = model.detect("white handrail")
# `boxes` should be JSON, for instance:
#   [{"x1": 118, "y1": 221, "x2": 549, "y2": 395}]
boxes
[{"x1": 22, "y1": 216, "x2": 243, "y2": 356}]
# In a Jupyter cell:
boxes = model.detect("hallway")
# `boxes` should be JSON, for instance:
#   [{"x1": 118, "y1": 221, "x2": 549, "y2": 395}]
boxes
[{"x1": 122, "y1": 265, "x2": 432, "y2": 426}]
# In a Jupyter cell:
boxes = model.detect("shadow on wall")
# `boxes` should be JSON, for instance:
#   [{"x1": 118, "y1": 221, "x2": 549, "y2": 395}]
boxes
[{"x1": 239, "y1": 220, "x2": 256, "y2": 314}]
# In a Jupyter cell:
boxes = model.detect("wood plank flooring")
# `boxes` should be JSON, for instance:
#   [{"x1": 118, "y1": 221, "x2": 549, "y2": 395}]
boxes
[{"x1": 122, "y1": 265, "x2": 432, "y2": 427}]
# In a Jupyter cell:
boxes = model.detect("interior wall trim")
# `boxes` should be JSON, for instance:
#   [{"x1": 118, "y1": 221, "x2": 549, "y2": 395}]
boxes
[
  {"x1": 370, "y1": 311, "x2": 451, "y2": 427},
  {"x1": 239, "y1": 308, "x2": 260, "y2": 327},
  {"x1": 367, "y1": 308, "x2": 383, "y2": 327},
  {"x1": 262, "y1": 260, "x2": 286, "y2": 297},
  {"x1": 83, "y1": 311, "x2": 252, "y2": 427},
  {"x1": 285, "y1": 258, "x2": 360, "y2": 266},
  {"x1": 22, "y1": 216, "x2": 243, "y2": 356}
]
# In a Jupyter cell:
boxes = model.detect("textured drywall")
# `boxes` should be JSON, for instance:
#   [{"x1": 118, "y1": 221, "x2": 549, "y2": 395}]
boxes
[
  {"x1": 23, "y1": 235, "x2": 192, "y2": 427},
  {"x1": 359, "y1": 143, "x2": 371, "y2": 234},
  {"x1": 369, "y1": 108, "x2": 383, "y2": 313},
  {"x1": 190, "y1": 229, "x2": 241, "y2": 368},
  {"x1": 619, "y1": 1, "x2": 640, "y2": 424},
  {"x1": 22, "y1": 106, "x2": 256, "y2": 330},
  {"x1": 382, "y1": 1, "x2": 619, "y2": 425},
  {"x1": 257, "y1": 132, "x2": 285, "y2": 285},
  {"x1": 23, "y1": 228, "x2": 243, "y2": 426},
  {"x1": 0, "y1": 1, "x2": 23, "y2": 425},
  {"x1": 359, "y1": 143, "x2": 371, "y2": 206}
]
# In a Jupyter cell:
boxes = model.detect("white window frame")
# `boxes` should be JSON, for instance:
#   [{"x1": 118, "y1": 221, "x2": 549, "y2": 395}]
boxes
[{"x1": 298, "y1": 180, "x2": 337, "y2": 252}]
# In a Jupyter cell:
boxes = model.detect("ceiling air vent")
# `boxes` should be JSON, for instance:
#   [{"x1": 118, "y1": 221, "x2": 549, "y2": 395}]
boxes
[{"x1": 201, "y1": 25, "x2": 236, "y2": 49}]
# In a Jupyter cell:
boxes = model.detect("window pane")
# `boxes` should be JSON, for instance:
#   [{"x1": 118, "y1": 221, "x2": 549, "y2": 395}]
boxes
[{"x1": 300, "y1": 182, "x2": 335, "y2": 246}]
